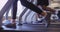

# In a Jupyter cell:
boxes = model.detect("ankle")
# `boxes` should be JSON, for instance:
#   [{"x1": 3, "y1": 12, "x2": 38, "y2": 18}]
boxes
[{"x1": 11, "y1": 19, "x2": 16, "y2": 24}]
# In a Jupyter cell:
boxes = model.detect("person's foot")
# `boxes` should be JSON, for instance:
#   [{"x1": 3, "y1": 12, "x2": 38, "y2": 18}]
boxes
[
  {"x1": 36, "y1": 18, "x2": 43, "y2": 23},
  {"x1": 36, "y1": 20, "x2": 43, "y2": 23},
  {"x1": 5, "y1": 23, "x2": 16, "y2": 28},
  {"x1": 5, "y1": 19, "x2": 16, "y2": 28}
]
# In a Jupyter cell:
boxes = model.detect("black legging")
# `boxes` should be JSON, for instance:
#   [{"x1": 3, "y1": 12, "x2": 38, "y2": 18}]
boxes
[
  {"x1": 12, "y1": 0, "x2": 43, "y2": 19},
  {"x1": 12, "y1": 0, "x2": 18, "y2": 19}
]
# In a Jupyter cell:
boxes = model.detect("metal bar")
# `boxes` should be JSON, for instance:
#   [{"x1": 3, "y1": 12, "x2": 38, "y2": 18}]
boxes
[
  {"x1": 24, "y1": 10, "x2": 31, "y2": 22},
  {"x1": 31, "y1": 13, "x2": 36, "y2": 23},
  {"x1": 45, "y1": 12, "x2": 51, "y2": 27},
  {"x1": 5, "y1": 5, "x2": 12, "y2": 20},
  {"x1": 5, "y1": 9, "x2": 10, "y2": 20},
  {"x1": 19, "y1": 8, "x2": 28, "y2": 24},
  {"x1": 0, "y1": 0, "x2": 15, "y2": 27}
]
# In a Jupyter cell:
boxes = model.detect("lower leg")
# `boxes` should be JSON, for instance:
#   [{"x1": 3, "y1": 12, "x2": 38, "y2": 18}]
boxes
[
  {"x1": 5, "y1": 0, "x2": 18, "y2": 28},
  {"x1": 11, "y1": 0, "x2": 17, "y2": 24}
]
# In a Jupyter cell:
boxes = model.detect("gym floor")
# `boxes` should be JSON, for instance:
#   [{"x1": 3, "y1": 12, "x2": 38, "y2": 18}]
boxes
[{"x1": 2, "y1": 23, "x2": 60, "y2": 32}]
